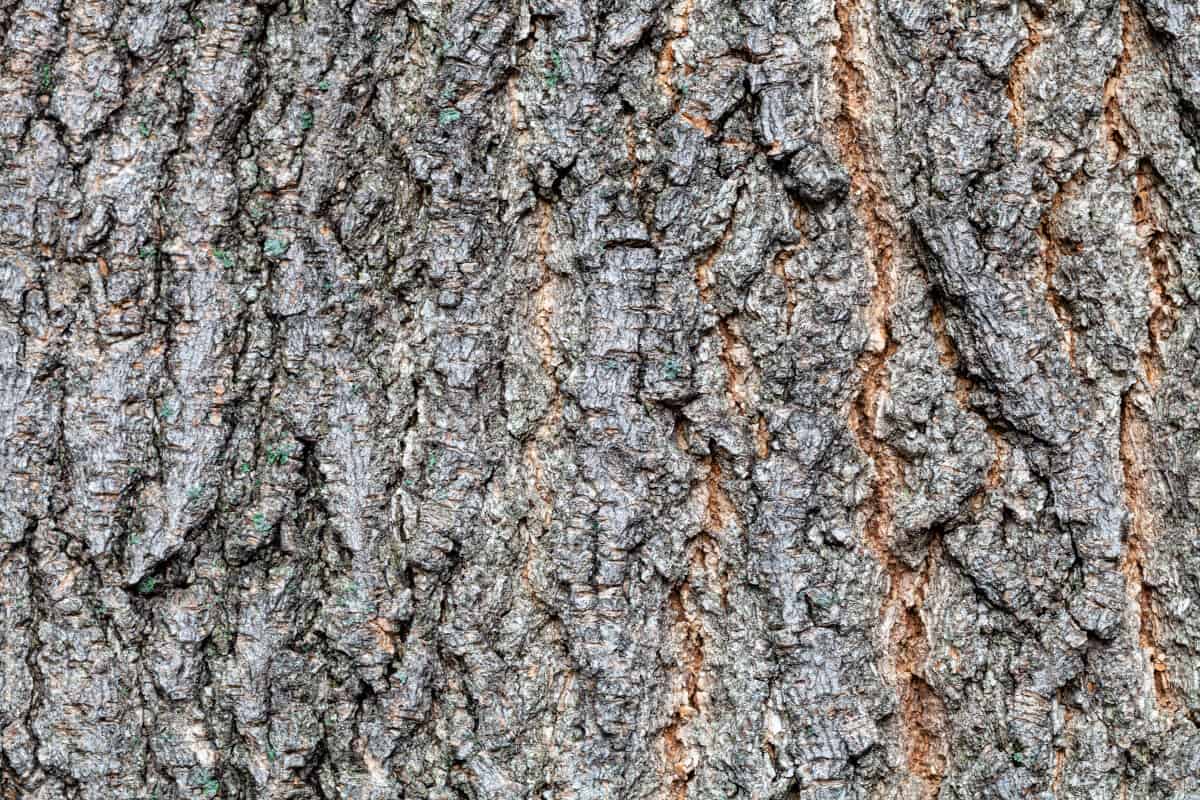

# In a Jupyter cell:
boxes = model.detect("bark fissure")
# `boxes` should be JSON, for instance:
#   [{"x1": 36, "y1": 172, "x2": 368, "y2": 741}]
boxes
[
  {"x1": 833, "y1": 0, "x2": 948, "y2": 793},
  {"x1": 1133, "y1": 162, "x2": 1178, "y2": 379},
  {"x1": 1119, "y1": 390, "x2": 1176, "y2": 713},
  {"x1": 1036, "y1": 173, "x2": 1085, "y2": 369},
  {"x1": 657, "y1": 0, "x2": 695, "y2": 106},
  {"x1": 663, "y1": 455, "x2": 734, "y2": 799},
  {"x1": 1006, "y1": 4, "x2": 1043, "y2": 144},
  {"x1": 1102, "y1": 0, "x2": 1134, "y2": 165},
  {"x1": 1106, "y1": 0, "x2": 1179, "y2": 719}
]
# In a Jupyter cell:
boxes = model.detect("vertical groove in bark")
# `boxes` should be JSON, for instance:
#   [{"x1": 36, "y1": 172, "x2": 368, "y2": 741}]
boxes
[
  {"x1": 525, "y1": 199, "x2": 562, "y2": 533},
  {"x1": 1133, "y1": 164, "x2": 1178, "y2": 375},
  {"x1": 663, "y1": 570, "x2": 700, "y2": 800},
  {"x1": 533, "y1": 200, "x2": 562, "y2": 411},
  {"x1": 1119, "y1": 390, "x2": 1175, "y2": 713},
  {"x1": 929, "y1": 290, "x2": 1010, "y2": 506},
  {"x1": 664, "y1": 455, "x2": 731, "y2": 800},
  {"x1": 1037, "y1": 174, "x2": 1084, "y2": 369},
  {"x1": 833, "y1": 0, "x2": 947, "y2": 793},
  {"x1": 716, "y1": 319, "x2": 751, "y2": 417},
  {"x1": 1102, "y1": 0, "x2": 1134, "y2": 165},
  {"x1": 656, "y1": 0, "x2": 693, "y2": 106},
  {"x1": 1006, "y1": 5, "x2": 1042, "y2": 145},
  {"x1": 770, "y1": 247, "x2": 798, "y2": 337},
  {"x1": 694, "y1": 199, "x2": 738, "y2": 305},
  {"x1": 1108, "y1": 0, "x2": 1179, "y2": 719}
]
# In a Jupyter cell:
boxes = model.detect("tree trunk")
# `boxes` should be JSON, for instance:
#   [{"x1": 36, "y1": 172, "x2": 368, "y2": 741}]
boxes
[{"x1": 1, "y1": 0, "x2": 1199, "y2": 797}]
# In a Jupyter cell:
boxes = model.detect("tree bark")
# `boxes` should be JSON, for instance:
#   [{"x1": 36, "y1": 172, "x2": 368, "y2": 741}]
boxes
[{"x1": 1, "y1": 0, "x2": 1199, "y2": 798}]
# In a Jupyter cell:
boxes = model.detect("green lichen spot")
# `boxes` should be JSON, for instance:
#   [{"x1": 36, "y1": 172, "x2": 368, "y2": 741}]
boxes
[{"x1": 263, "y1": 238, "x2": 289, "y2": 258}]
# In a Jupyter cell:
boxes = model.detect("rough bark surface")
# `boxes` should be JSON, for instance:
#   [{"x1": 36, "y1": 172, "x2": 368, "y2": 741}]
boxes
[{"x1": 1, "y1": 0, "x2": 1199, "y2": 798}]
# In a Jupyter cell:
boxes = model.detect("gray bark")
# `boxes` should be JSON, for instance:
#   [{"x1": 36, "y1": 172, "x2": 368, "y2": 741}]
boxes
[{"x1": 1, "y1": 0, "x2": 1199, "y2": 798}]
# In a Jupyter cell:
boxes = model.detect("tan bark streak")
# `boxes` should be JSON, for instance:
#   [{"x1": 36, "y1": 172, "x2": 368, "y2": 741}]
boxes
[
  {"x1": 657, "y1": 0, "x2": 694, "y2": 105},
  {"x1": 1108, "y1": 0, "x2": 1179, "y2": 375},
  {"x1": 533, "y1": 200, "x2": 561, "y2": 393},
  {"x1": 1133, "y1": 164, "x2": 1178, "y2": 380},
  {"x1": 1118, "y1": 135, "x2": 1178, "y2": 718},
  {"x1": 524, "y1": 439, "x2": 554, "y2": 528},
  {"x1": 526, "y1": 201, "x2": 563, "y2": 528},
  {"x1": 755, "y1": 416, "x2": 770, "y2": 459},
  {"x1": 1119, "y1": 391, "x2": 1177, "y2": 714},
  {"x1": 1035, "y1": 173, "x2": 1084, "y2": 369},
  {"x1": 1050, "y1": 693, "x2": 1074, "y2": 796},
  {"x1": 694, "y1": 213, "x2": 735, "y2": 304},
  {"x1": 1107, "y1": 0, "x2": 1178, "y2": 717},
  {"x1": 717, "y1": 318, "x2": 750, "y2": 417},
  {"x1": 679, "y1": 112, "x2": 759, "y2": 152},
  {"x1": 662, "y1": 572, "x2": 698, "y2": 800},
  {"x1": 982, "y1": 427, "x2": 1008, "y2": 493},
  {"x1": 929, "y1": 291, "x2": 1009, "y2": 496},
  {"x1": 662, "y1": 458, "x2": 732, "y2": 799},
  {"x1": 1006, "y1": 5, "x2": 1042, "y2": 145},
  {"x1": 366, "y1": 617, "x2": 398, "y2": 657},
  {"x1": 833, "y1": 0, "x2": 946, "y2": 794},
  {"x1": 680, "y1": 112, "x2": 713, "y2": 135},
  {"x1": 692, "y1": 205, "x2": 754, "y2": 419},
  {"x1": 928, "y1": 293, "x2": 974, "y2": 412},
  {"x1": 506, "y1": 70, "x2": 526, "y2": 133},
  {"x1": 771, "y1": 247, "x2": 800, "y2": 336},
  {"x1": 895, "y1": 538, "x2": 949, "y2": 788},
  {"x1": 1102, "y1": 0, "x2": 1133, "y2": 166}
]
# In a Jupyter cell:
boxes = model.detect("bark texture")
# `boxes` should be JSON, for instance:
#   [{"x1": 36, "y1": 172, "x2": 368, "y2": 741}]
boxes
[{"x1": 1, "y1": 0, "x2": 1199, "y2": 798}]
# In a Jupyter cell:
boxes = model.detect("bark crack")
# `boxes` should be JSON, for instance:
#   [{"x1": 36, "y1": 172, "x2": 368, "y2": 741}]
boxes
[
  {"x1": 833, "y1": 0, "x2": 947, "y2": 794},
  {"x1": 694, "y1": 200, "x2": 738, "y2": 304},
  {"x1": 1133, "y1": 162, "x2": 1178, "y2": 380},
  {"x1": 523, "y1": 199, "x2": 564, "y2": 601},
  {"x1": 1035, "y1": 171, "x2": 1085, "y2": 370},
  {"x1": 771, "y1": 244, "x2": 801, "y2": 337},
  {"x1": 1006, "y1": 3, "x2": 1043, "y2": 146},
  {"x1": 657, "y1": 0, "x2": 694, "y2": 107},
  {"x1": 716, "y1": 318, "x2": 751, "y2": 417},
  {"x1": 1118, "y1": 390, "x2": 1176, "y2": 713},
  {"x1": 1107, "y1": 0, "x2": 1178, "y2": 717},
  {"x1": 1102, "y1": 0, "x2": 1134, "y2": 166},
  {"x1": 663, "y1": 455, "x2": 731, "y2": 799},
  {"x1": 929, "y1": 292, "x2": 1009, "y2": 506}
]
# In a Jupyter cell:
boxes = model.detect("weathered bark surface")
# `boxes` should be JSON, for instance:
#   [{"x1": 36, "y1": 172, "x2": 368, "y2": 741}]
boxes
[{"x1": 1, "y1": 0, "x2": 1199, "y2": 797}]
